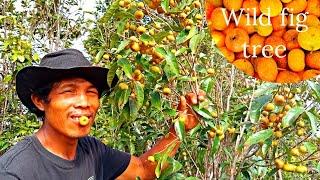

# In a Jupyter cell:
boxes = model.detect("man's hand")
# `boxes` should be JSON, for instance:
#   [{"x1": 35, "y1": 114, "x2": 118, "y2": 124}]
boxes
[
  {"x1": 177, "y1": 90, "x2": 206, "y2": 131},
  {"x1": 117, "y1": 90, "x2": 206, "y2": 180}
]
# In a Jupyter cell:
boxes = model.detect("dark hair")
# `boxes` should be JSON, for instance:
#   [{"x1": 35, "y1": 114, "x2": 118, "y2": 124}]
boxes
[{"x1": 31, "y1": 81, "x2": 56, "y2": 119}]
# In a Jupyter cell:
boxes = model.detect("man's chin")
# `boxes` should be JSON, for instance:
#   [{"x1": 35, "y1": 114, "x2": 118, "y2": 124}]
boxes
[{"x1": 67, "y1": 129, "x2": 90, "y2": 139}]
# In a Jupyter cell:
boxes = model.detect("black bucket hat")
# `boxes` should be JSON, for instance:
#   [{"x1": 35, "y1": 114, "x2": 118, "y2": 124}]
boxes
[{"x1": 16, "y1": 48, "x2": 118, "y2": 116}]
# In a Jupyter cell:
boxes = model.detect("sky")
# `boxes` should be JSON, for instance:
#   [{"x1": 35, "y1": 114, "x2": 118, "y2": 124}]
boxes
[
  {"x1": 14, "y1": 0, "x2": 98, "y2": 56},
  {"x1": 71, "y1": 0, "x2": 97, "y2": 54}
]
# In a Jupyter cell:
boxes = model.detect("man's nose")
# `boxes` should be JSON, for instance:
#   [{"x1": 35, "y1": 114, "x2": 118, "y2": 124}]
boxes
[{"x1": 75, "y1": 93, "x2": 89, "y2": 108}]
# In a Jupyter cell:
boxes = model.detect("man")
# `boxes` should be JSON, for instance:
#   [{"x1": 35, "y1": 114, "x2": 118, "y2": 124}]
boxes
[{"x1": 0, "y1": 49, "x2": 201, "y2": 180}]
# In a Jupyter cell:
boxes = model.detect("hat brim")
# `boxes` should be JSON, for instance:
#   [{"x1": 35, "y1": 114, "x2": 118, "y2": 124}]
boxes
[{"x1": 16, "y1": 66, "x2": 118, "y2": 115}]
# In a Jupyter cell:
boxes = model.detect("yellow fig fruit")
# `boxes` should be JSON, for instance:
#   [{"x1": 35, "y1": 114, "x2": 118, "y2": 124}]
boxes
[
  {"x1": 79, "y1": 116, "x2": 89, "y2": 126},
  {"x1": 147, "y1": 155, "x2": 155, "y2": 162},
  {"x1": 129, "y1": 36, "x2": 139, "y2": 42},
  {"x1": 150, "y1": 66, "x2": 161, "y2": 74},
  {"x1": 130, "y1": 42, "x2": 140, "y2": 52},
  {"x1": 215, "y1": 129, "x2": 224, "y2": 136},
  {"x1": 284, "y1": 104, "x2": 291, "y2": 111},
  {"x1": 227, "y1": 127, "x2": 236, "y2": 134},
  {"x1": 297, "y1": 121, "x2": 305, "y2": 127},
  {"x1": 296, "y1": 165, "x2": 308, "y2": 173},
  {"x1": 264, "y1": 103, "x2": 275, "y2": 111},
  {"x1": 137, "y1": 2, "x2": 144, "y2": 8},
  {"x1": 275, "y1": 159, "x2": 285, "y2": 169},
  {"x1": 298, "y1": 145, "x2": 308, "y2": 154},
  {"x1": 274, "y1": 95, "x2": 285, "y2": 105},
  {"x1": 103, "y1": 54, "x2": 110, "y2": 60},
  {"x1": 298, "y1": 27, "x2": 320, "y2": 51},
  {"x1": 207, "y1": 68, "x2": 215, "y2": 75},
  {"x1": 274, "y1": 130, "x2": 283, "y2": 138},
  {"x1": 192, "y1": 0, "x2": 201, "y2": 8},
  {"x1": 195, "y1": 14, "x2": 202, "y2": 20},
  {"x1": 290, "y1": 147, "x2": 300, "y2": 156},
  {"x1": 283, "y1": 163, "x2": 296, "y2": 172},
  {"x1": 167, "y1": 34, "x2": 175, "y2": 41},
  {"x1": 297, "y1": 129, "x2": 305, "y2": 136},
  {"x1": 208, "y1": 130, "x2": 216, "y2": 138},
  {"x1": 134, "y1": 10, "x2": 144, "y2": 20},
  {"x1": 136, "y1": 26, "x2": 147, "y2": 34},
  {"x1": 119, "y1": 82, "x2": 129, "y2": 90},
  {"x1": 218, "y1": 134, "x2": 225, "y2": 140},
  {"x1": 163, "y1": 87, "x2": 171, "y2": 95}
]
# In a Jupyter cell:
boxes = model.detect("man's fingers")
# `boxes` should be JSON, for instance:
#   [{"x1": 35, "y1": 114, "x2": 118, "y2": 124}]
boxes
[
  {"x1": 197, "y1": 90, "x2": 206, "y2": 102},
  {"x1": 177, "y1": 96, "x2": 187, "y2": 111},
  {"x1": 186, "y1": 93, "x2": 198, "y2": 105},
  {"x1": 185, "y1": 114, "x2": 199, "y2": 131}
]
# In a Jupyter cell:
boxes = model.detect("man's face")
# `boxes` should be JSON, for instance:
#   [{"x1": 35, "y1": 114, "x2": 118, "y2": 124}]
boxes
[{"x1": 42, "y1": 77, "x2": 100, "y2": 138}]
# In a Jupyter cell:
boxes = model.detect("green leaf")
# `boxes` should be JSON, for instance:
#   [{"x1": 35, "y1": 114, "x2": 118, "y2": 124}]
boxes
[
  {"x1": 164, "y1": 173, "x2": 186, "y2": 180},
  {"x1": 118, "y1": 89, "x2": 130, "y2": 109},
  {"x1": 175, "y1": 47, "x2": 189, "y2": 56},
  {"x1": 316, "y1": 162, "x2": 320, "y2": 173},
  {"x1": 155, "y1": 47, "x2": 167, "y2": 57},
  {"x1": 249, "y1": 94, "x2": 272, "y2": 123},
  {"x1": 189, "y1": 124, "x2": 201, "y2": 136},
  {"x1": 161, "y1": 0, "x2": 169, "y2": 13},
  {"x1": 18, "y1": 55, "x2": 25, "y2": 62},
  {"x1": 262, "y1": 139, "x2": 271, "y2": 156},
  {"x1": 115, "y1": 39, "x2": 130, "y2": 53},
  {"x1": 140, "y1": 33, "x2": 155, "y2": 44},
  {"x1": 151, "y1": 92, "x2": 161, "y2": 110},
  {"x1": 185, "y1": 177, "x2": 201, "y2": 180},
  {"x1": 308, "y1": 81, "x2": 320, "y2": 100},
  {"x1": 164, "y1": 52, "x2": 180, "y2": 79},
  {"x1": 192, "y1": 106, "x2": 213, "y2": 119},
  {"x1": 189, "y1": 32, "x2": 204, "y2": 54},
  {"x1": 201, "y1": 78, "x2": 214, "y2": 93},
  {"x1": 100, "y1": 0, "x2": 121, "y2": 23},
  {"x1": 114, "y1": 11, "x2": 134, "y2": 19},
  {"x1": 211, "y1": 136, "x2": 220, "y2": 155},
  {"x1": 129, "y1": 98, "x2": 138, "y2": 120},
  {"x1": 32, "y1": 53, "x2": 40, "y2": 61},
  {"x1": 155, "y1": 162, "x2": 161, "y2": 178},
  {"x1": 282, "y1": 107, "x2": 305, "y2": 128},
  {"x1": 176, "y1": 30, "x2": 188, "y2": 44},
  {"x1": 253, "y1": 83, "x2": 277, "y2": 97},
  {"x1": 185, "y1": 26, "x2": 198, "y2": 42},
  {"x1": 265, "y1": 168, "x2": 277, "y2": 178},
  {"x1": 134, "y1": 82, "x2": 144, "y2": 110},
  {"x1": 174, "y1": 119, "x2": 185, "y2": 140},
  {"x1": 305, "y1": 111, "x2": 319, "y2": 134},
  {"x1": 176, "y1": 26, "x2": 198, "y2": 45},
  {"x1": 245, "y1": 129, "x2": 273, "y2": 146},
  {"x1": 129, "y1": 141, "x2": 135, "y2": 154},
  {"x1": 107, "y1": 62, "x2": 118, "y2": 87},
  {"x1": 117, "y1": 58, "x2": 132, "y2": 78},
  {"x1": 303, "y1": 142, "x2": 317, "y2": 153},
  {"x1": 177, "y1": 76, "x2": 196, "y2": 81},
  {"x1": 116, "y1": 20, "x2": 127, "y2": 35},
  {"x1": 159, "y1": 157, "x2": 182, "y2": 179},
  {"x1": 110, "y1": 33, "x2": 120, "y2": 49},
  {"x1": 3, "y1": 75, "x2": 12, "y2": 83},
  {"x1": 176, "y1": 27, "x2": 198, "y2": 45},
  {"x1": 114, "y1": 90, "x2": 123, "y2": 109},
  {"x1": 154, "y1": 143, "x2": 176, "y2": 178},
  {"x1": 153, "y1": 31, "x2": 169, "y2": 43}
]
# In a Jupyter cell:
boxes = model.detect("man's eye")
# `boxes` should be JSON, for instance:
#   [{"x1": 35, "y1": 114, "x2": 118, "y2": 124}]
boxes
[
  {"x1": 61, "y1": 89, "x2": 73, "y2": 93},
  {"x1": 88, "y1": 90, "x2": 98, "y2": 94}
]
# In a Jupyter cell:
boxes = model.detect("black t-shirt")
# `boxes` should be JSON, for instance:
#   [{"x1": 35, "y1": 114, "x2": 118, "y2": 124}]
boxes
[{"x1": 0, "y1": 135, "x2": 131, "y2": 180}]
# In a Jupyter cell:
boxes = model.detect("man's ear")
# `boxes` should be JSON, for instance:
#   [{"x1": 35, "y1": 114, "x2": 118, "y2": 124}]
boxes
[{"x1": 31, "y1": 94, "x2": 45, "y2": 111}]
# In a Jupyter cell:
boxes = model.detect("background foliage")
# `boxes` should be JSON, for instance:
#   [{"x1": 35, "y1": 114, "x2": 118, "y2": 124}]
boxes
[{"x1": 1, "y1": 0, "x2": 320, "y2": 179}]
